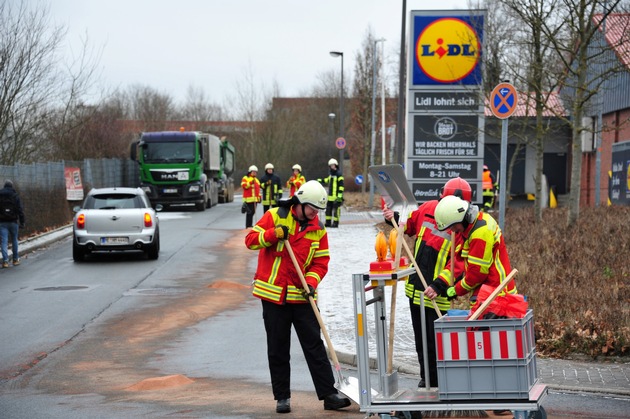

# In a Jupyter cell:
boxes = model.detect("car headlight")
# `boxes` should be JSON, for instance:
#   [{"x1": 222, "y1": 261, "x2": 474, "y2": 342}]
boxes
[{"x1": 189, "y1": 185, "x2": 200, "y2": 192}]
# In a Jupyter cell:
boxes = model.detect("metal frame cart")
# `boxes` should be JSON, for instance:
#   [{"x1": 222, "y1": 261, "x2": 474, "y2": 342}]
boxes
[{"x1": 351, "y1": 270, "x2": 548, "y2": 419}]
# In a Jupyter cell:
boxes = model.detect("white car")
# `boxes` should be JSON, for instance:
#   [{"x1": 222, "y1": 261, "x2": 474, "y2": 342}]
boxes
[{"x1": 72, "y1": 187, "x2": 160, "y2": 261}]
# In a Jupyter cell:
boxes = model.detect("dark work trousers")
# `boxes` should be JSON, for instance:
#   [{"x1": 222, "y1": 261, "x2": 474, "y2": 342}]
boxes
[
  {"x1": 409, "y1": 298, "x2": 439, "y2": 386},
  {"x1": 261, "y1": 299, "x2": 336, "y2": 401},
  {"x1": 324, "y1": 201, "x2": 341, "y2": 226},
  {"x1": 245, "y1": 202, "x2": 257, "y2": 228}
]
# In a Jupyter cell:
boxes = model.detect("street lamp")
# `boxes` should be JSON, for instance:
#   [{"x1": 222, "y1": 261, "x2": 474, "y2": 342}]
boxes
[
  {"x1": 327, "y1": 113, "x2": 336, "y2": 158},
  {"x1": 369, "y1": 39, "x2": 386, "y2": 205},
  {"x1": 329, "y1": 51, "x2": 344, "y2": 170}
]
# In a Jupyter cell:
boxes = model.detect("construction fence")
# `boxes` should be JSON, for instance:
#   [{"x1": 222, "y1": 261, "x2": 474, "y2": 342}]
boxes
[{"x1": 0, "y1": 159, "x2": 140, "y2": 236}]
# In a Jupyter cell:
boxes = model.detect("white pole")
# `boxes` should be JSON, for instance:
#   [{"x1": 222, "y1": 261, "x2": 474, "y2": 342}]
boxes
[{"x1": 380, "y1": 41, "x2": 386, "y2": 164}]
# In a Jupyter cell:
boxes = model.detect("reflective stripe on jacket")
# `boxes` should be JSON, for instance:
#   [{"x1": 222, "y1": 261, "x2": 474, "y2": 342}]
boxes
[
  {"x1": 453, "y1": 211, "x2": 517, "y2": 301},
  {"x1": 241, "y1": 175, "x2": 261, "y2": 203},
  {"x1": 260, "y1": 173, "x2": 283, "y2": 205},
  {"x1": 401, "y1": 200, "x2": 464, "y2": 312},
  {"x1": 319, "y1": 175, "x2": 344, "y2": 200},
  {"x1": 286, "y1": 174, "x2": 306, "y2": 197},
  {"x1": 245, "y1": 206, "x2": 329, "y2": 304}
]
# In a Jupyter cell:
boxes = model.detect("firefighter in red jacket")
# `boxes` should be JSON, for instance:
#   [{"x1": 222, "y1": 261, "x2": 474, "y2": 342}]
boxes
[
  {"x1": 383, "y1": 177, "x2": 470, "y2": 388},
  {"x1": 425, "y1": 195, "x2": 518, "y2": 303},
  {"x1": 241, "y1": 165, "x2": 261, "y2": 228},
  {"x1": 245, "y1": 180, "x2": 351, "y2": 414},
  {"x1": 286, "y1": 164, "x2": 306, "y2": 197}
]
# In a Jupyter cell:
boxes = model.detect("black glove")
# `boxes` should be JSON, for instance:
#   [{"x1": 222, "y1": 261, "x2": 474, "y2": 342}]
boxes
[
  {"x1": 274, "y1": 225, "x2": 289, "y2": 240},
  {"x1": 428, "y1": 278, "x2": 449, "y2": 296},
  {"x1": 301, "y1": 285, "x2": 315, "y2": 300}
]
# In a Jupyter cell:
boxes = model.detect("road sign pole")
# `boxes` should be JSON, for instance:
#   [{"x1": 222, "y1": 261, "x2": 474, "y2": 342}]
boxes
[
  {"x1": 499, "y1": 119, "x2": 508, "y2": 232},
  {"x1": 490, "y1": 82, "x2": 518, "y2": 234}
]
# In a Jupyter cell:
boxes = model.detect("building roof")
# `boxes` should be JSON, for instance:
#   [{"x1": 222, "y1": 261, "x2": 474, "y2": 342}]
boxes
[{"x1": 594, "y1": 13, "x2": 630, "y2": 70}]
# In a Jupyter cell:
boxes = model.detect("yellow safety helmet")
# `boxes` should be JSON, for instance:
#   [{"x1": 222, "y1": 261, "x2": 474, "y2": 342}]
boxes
[
  {"x1": 292, "y1": 164, "x2": 302, "y2": 172},
  {"x1": 248, "y1": 165, "x2": 258, "y2": 173},
  {"x1": 265, "y1": 163, "x2": 274, "y2": 170},
  {"x1": 328, "y1": 158, "x2": 338, "y2": 167}
]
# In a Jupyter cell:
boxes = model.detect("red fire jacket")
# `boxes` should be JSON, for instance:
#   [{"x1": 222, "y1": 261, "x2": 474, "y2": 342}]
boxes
[
  {"x1": 448, "y1": 211, "x2": 517, "y2": 300},
  {"x1": 401, "y1": 200, "x2": 464, "y2": 311},
  {"x1": 245, "y1": 205, "x2": 329, "y2": 304}
]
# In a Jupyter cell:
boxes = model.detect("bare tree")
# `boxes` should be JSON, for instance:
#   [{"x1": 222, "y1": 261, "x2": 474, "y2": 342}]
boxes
[
  {"x1": 0, "y1": 1, "x2": 65, "y2": 164},
  {"x1": 126, "y1": 84, "x2": 176, "y2": 131},
  {"x1": 497, "y1": 0, "x2": 567, "y2": 221},
  {"x1": 541, "y1": 0, "x2": 624, "y2": 224},
  {"x1": 178, "y1": 84, "x2": 224, "y2": 121},
  {"x1": 351, "y1": 29, "x2": 379, "y2": 193}
]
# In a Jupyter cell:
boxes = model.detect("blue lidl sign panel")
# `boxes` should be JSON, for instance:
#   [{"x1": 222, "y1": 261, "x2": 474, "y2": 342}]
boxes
[{"x1": 412, "y1": 14, "x2": 484, "y2": 86}]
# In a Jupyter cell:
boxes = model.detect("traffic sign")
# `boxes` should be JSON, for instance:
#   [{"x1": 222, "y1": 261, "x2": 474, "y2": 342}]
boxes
[
  {"x1": 335, "y1": 137, "x2": 346, "y2": 150},
  {"x1": 490, "y1": 83, "x2": 518, "y2": 119},
  {"x1": 355, "y1": 174, "x2": 363, "y2": 185}
]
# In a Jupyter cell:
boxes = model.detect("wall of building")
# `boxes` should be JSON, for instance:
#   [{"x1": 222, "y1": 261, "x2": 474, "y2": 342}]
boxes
[{"x1": 580, "y1": 108, "x2": 630, "y2": 206}]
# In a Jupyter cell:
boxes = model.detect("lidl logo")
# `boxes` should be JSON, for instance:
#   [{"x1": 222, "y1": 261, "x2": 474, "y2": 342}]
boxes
[{"x1": 413, "y1": 16, "x2": 483, "y2": 85}]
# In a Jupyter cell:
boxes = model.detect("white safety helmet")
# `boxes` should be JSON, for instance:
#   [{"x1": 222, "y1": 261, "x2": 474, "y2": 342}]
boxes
[
  {"x1": 434, "y1": 195, "x2": 474, "y2": 231},
  {"x1": 292, "y1": 164, "x2": 302, "y2": 172},
  {"x1": 265, "y1": 163, "x2": 274, "y2": 170},
  {"x1": 248, "y1": 165, "x2": 258, "y2": 173},
  {"x1": 328, "y1": 158, "x2": 338, "y2": 167},
  {"x1": 295, "y1": 180, "x2": 328, "y2": 210}
]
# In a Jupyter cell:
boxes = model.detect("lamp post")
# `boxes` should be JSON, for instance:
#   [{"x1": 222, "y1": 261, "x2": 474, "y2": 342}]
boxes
[
  {"x1": 329, "y1": 51, "x2": 344, "y2": 171},
  {"x1": 369, "y1": 38, "x2": 386, "y2": 206},
  {"x1": 327, "y1": 113, "x2": 335, "y2": 159}
]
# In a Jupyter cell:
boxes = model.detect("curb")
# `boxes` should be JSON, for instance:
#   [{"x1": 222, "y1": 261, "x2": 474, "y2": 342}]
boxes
[{"x1": 20, "y1": 225, "x2": 73, "y2": 255}]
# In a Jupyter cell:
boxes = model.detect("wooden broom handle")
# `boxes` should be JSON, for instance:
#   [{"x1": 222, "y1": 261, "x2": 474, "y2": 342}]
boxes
[
  {"x1": 388, "y1": 214, "x2": 443, "y2": 318},
  {"x1": 284, "y1": 240, "x2": 340, "y2": 368}
]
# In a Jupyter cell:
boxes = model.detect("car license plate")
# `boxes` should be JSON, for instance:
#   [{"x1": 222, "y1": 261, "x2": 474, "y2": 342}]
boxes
[
  {"x1": 101, "y1": 237, "x2": 129, "y2": 245},
  {"x1": 163, "y1": 188, "x2": 177, "y2": 193}
]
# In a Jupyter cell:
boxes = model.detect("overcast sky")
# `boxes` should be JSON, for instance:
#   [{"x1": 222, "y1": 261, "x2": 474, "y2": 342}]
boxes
[{"x1": 44, "y1": 0, "x2": 469, "y2": 105}]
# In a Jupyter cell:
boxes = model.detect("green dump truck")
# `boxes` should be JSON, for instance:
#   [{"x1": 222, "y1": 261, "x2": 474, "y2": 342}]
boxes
[{"x1": 130, "y1": 131, "x2": 235, "y2": 210}]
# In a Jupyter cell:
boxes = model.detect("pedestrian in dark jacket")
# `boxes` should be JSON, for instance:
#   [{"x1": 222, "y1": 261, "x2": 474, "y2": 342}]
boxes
[{"x1": 0, "y1": 180, "x2": 25, "y2": 268}]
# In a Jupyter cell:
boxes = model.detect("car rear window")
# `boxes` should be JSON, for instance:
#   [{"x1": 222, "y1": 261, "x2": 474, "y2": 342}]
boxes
[{"x1": 84, "y1": 194, "x2": 143, "y2": 210}]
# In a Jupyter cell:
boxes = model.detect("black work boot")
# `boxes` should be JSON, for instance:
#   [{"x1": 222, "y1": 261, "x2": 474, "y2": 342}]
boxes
[
  {"x1": 276, "y1": 398, "x2": 291, "y2": 413},
  {"x1": 332, "y1": 221, "x2": 339, "y2": 228},
  {"x1": 325, "y1": 221, "x2": 331, "y2": 227},
  {"x1": 323, "y1": 393, "x2": 351, "y2": 410}
]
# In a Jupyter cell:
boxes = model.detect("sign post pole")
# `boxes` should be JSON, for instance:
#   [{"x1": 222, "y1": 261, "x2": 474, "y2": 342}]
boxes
[
  {"x1": 490, "y1": 82, "x2": 518, "y2": 232},
  {"x1": 499, "y1": 119, "x2": 508, "y2": 231}
]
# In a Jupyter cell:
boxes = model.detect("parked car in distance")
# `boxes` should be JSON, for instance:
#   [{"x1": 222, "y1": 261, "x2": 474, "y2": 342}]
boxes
[{"x1": 72, "y1": 187, "x2": 160, "y2": 261}]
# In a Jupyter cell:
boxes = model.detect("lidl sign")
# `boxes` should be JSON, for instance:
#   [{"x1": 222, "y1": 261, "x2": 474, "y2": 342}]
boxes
[{"x1": 412, "y1": 14, "x2": 484, "y2": 85}]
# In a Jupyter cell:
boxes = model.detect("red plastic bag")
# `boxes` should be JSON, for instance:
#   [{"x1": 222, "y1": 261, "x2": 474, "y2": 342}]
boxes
[{"x1": 469, "y1": 284, "x2": 528, "y2": 319}]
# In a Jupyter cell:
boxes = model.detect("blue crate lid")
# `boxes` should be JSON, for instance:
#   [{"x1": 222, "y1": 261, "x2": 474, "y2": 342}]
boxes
[{"x1": 446, "y1": 309, "x2": 469, "y2": 316}]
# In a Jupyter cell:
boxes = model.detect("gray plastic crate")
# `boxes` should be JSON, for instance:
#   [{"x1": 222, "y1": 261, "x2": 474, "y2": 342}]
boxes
[{"x1": 434, "y1": 309, "x2": 538, "y2": 400}]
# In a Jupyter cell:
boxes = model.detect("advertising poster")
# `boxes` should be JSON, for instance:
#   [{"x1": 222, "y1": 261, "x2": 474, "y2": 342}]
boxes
[{"x1": 65, "y1": 167, "x2": 84, "y2": 201}]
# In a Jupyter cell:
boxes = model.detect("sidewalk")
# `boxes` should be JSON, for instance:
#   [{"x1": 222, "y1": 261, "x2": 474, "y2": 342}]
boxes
[{"x1": 14, "y1": 212, "x2": 630, "y2": 397}]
